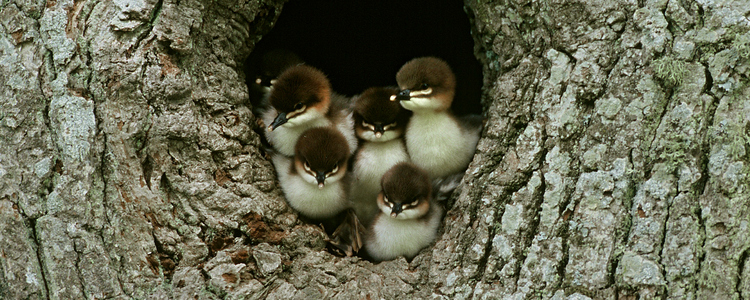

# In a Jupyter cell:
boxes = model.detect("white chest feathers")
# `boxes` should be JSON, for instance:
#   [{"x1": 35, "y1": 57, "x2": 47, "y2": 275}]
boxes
[
  {"x1": 333, "y1": 112, "x2": 358, "y2": 156},
  {"x1": 365, "y1": 206, "x2": 443, "y2": 261},
  {"x1": 405, "y1": 112, "x2": 477, "y2": 178},
  {"x1": 349, "y1": 139, "x2": 409, "y2": 226},
  {"x1": 272, "y1": 155, "x2": 349, "y2": 219},
  {"x1": 352, "y1": 139, "x2": 409, "y2": 192}
]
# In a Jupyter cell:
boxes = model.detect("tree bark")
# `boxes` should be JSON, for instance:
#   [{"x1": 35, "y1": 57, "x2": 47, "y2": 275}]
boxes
[{"x1": 1, "y1": 0, "x2": 749, "y2": 299}]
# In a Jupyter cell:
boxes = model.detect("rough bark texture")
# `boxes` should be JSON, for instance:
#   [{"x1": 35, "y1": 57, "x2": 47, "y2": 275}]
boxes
[{"x1": 1, "y1": 0, "x2": 749, "y2": 299}]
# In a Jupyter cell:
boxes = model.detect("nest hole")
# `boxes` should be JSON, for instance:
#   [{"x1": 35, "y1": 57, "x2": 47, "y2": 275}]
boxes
[
  {"x1": 242, "y1": 0, "x2": 485, "y2": 261},
  {"x1": 245, "y1": 0, "x2": 483, "y2": 116}
]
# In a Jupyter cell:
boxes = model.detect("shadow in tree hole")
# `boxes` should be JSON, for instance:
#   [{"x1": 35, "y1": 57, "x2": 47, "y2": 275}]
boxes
[{"x1": 244, "y1": 0, "x2": 483, "y2": 116}]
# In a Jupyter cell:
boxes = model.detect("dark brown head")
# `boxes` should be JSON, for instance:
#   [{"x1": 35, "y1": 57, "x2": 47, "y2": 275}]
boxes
[
  {"x1": 353, "y1": 87, "x2": 411, "y2": 141},
  {"x1": 378, "y1": 162, "x2": 432, "y2": 219},
  {"x1": 294, "y1": 127, "x2": 350, "y2": 188},
  {"x1": 267, "y1": 65, "x2": 331, "y2": 130},
  {"x1": 253, "y1": 49, "x2": 304, "y2": 87},
  {"x1": 392, "y1": 57, "x2": 456, "y2": 112}
]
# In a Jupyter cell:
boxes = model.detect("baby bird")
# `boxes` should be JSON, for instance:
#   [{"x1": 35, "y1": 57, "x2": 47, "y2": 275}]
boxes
[
  {"x1": 364, "y1": 162, "x2": 443, "y2": 262},
  {"x1": 391, "y1": 57, "x2": 481, "y2": 179},
  {"x1": 248, "y1": 49, "x2": 304, "y2": 115},
  {"x1": 272, "y1": 127, "x2": 351, "y2": 220},
  {"x1": 251, "y1": 49, "x2": 304, "y2": 91},
  {"x1": 349, "y1": 87, "x2": 412, "y2": 227},
  {"x1": 263, "y1": 65, "x2": 357, "y2": 156}
]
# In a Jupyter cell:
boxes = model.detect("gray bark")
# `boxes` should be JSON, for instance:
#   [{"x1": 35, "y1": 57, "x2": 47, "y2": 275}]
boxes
[{"x1": 1, "y1": 0, "x2": 749, "y2": 299}]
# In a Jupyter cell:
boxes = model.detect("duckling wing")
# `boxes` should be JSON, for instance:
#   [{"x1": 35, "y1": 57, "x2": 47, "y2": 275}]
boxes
[{"x1": 327, "y1": 209, "x2": 367, "y2": 257}]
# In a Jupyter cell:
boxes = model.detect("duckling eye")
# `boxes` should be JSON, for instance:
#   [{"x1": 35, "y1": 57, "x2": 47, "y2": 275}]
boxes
[
  {"x1": 293, "y1": 102, "x2": 305, "y2": 111},
  {"x1": 409, "y1": 197, "x2": 419, "y2": 206},
  {"x1": 419, "y1": 83, "x2": 429, "y2": 90},
  {"x1": 362, "y1": 120, "x2": 375, "y2": 130},
  {"x1": 329, "y1": 163, "x2": 339, "y2": 174},
  {"x1": 383, "y1": 122, "x2": 397, "y2": 130},
  {"x1": 383, "y1": 195, "x2": 393, "y2": 206},
  {"x1": 303, "y1": 161, "x2": 312, "y2": 172}
]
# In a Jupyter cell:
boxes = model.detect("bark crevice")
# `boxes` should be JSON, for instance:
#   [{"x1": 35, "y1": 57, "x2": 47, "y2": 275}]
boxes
[
  {"x1": 739, "y1": 247, "x2": 749, "y2": 300},
  {"x1": 132, "y1": 0, "x2": 165, "y2": 53},
  {"x1": 71, "y1": 236, "x2": 90, "y2": 298},
  {"x1": 27, "y1": 217, "x2": 51, "y2": 300},
  {"x1": 513, "y1": 166, "x2": 548, "y2": 292}
]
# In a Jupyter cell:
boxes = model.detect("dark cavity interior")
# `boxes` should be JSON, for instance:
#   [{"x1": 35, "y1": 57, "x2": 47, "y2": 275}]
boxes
[{"x1": 245, "y1": 0, "x2": 483, "y2": 116}]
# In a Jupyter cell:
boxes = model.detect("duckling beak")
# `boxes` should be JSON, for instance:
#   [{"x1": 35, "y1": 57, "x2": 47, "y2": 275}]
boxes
[
  {"x1": 390, "y1": 203, "x2": 403, "y2": 217},
  {"x1": 374, "y1": 124, "x2": 385, "y2": 138},
  {"x1": 316, "y1": 171, "x2": 326, "y2": 189},
  {"x1": 391, "y1": 90, "x2": 411, "y2": 101},
  {"x1": 268, "y1": 112, "x2": 288, "y2": 131}
]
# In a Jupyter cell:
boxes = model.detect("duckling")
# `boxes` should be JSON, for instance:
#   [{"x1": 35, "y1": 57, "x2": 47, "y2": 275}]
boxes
[
  {"x1": 248, "y1": 49, "x2": 304, "y2": 110},
  {"x1": 247, "y1": 49, "x2": 304, "y2": 136},
  {"x1": 263, "y1": 65, "x2": 357, "y2": 156},
  {"x1": 364, "y1": 162, "x2": 443, "y2": 262},
  {"x1": 272, "y1": 127, "x2": 351, "y2": 220},
  {"x1": 251, "y1": 49, "x2": 304, "y2": 91},
  {"x1": 349, "y1": 87, "x2": 411, "y2": 226},
  {"x1": 391, "y1": 57, "x2": 481, "y2": 179}
]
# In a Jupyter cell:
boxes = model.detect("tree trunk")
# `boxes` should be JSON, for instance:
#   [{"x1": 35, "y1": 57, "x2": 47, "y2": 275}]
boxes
[{"x1": 1, "y1": 0, "x2": 749, "y2": 299}]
